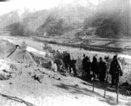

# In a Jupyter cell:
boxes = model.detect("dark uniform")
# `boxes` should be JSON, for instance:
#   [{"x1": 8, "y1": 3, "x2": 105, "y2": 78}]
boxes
[
  {"x1": 54, "y1": 58, "x2": 63, "y2": 72},
  {"x1": 62, "y1": 52, "x2": 71, "y2": 71},
  {"x1": 91, "y1": 56, "x2": 99, "y2": 79},
  {"x1": 70, "y1": 59, "x2": 77, "y2": 76},
  {"x1": 82, "y1": 54, "x2": 87, "y2": 72},
  {"x1": 86, "y1": 57, "x2": 91, "y2": 80},
  {"x1": 98, "y1": 57, "x2": 107, "y2": 82},
  {"x1": 109, "y1": 55, "x2": 123, "y2": 85},
  {"x1": 54, "y1": 51, "x2": 63, "y2": 72}
]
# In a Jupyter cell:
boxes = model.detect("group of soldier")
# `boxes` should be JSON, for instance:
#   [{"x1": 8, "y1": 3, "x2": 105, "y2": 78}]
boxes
[
  {"x1": 53, "y1": 50, "x2": 123, "y2": 86},
  {"x1": 82, "y1": 54, "x2": 123, "y2": 85},
  {"x1": 53, "y1": 51, "x2": 77, "y2": 76}
]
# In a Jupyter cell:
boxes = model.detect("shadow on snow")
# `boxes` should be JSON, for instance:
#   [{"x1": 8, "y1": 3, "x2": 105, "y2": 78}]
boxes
[{"x1": 55, "y1": 83, "x2": 131, "y2": 106}]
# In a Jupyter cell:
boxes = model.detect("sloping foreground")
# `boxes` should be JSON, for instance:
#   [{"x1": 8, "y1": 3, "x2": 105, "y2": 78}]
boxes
[
  {"x1": 0, "y1": 64, "x2": 131, "y2": 106},
  {"x1": 0, "y1": 38, "x2": 131, "y2": 106}
]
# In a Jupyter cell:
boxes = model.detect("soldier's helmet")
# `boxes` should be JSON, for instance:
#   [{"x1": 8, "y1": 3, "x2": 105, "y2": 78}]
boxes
[
  {"x1": 83, "y1": 54, "x2": 86, "y2": 58},
  {"x1": 113, "y1": 54, "x2": 118, "y2": 61},
  {"x1": 99, "y1": 57, "x2": 103, "y2": 61}
]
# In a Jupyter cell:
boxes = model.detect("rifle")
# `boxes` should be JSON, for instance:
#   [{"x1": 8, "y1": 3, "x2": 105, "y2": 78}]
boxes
[
  {"x1": 116, "y1": 71, "x2": 120, "y2": 104},
  {"x1": 116, "y1": 60, "x2": 123, "y2": 104},
  {"x1": 92, "y1": 71, "x2": 95, "y2": 92},
  {"x1": 104, "y1": 60, "x2": 110, "y2": 98},
  {"x1": 104, "y1": 71, "x2": 108, "y2": 98}
]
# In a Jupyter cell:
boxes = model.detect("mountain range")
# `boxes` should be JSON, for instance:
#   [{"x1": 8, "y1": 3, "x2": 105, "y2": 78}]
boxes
[{"x1": 0, "y1": 0, "x2": 131, "y2": 38}]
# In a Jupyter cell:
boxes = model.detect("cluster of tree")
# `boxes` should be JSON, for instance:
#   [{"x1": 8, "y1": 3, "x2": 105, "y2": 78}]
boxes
[
  {"x1": 95, "y1": 17, "x2": 120, "y2": 38},
  {"x1": 83, "y1": 12, "x2": 123, "y2": 38},
  {"x1": 5, "y1": 22, "x2": 34, "y2": 37},
  {"x1": 83, "y1": 0, "x2": 131, "y2": 38},
  {"x1": 38, "y1": 15, "x2": 67, "y2": 36}
]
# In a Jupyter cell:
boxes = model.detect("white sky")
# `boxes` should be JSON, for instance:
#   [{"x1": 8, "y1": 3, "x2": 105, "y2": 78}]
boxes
[{"x1": 0, "y1": 0, "x2": 100, "y2": 15}]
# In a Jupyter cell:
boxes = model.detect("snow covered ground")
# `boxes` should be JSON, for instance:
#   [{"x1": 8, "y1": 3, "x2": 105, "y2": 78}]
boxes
[
  {"x1": 0, "y1": 65, "x2": 131, "y2": 106},
  {"x1": 0, "y1": 36, "x2": 131, "y2": 106}
]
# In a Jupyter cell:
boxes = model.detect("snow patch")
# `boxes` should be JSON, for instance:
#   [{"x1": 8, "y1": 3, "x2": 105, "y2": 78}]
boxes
[
  {"x1": 0, "y1": 60, "x2": 10, "y2": 73},
  {"x1": 26, "y1": 46, "x2": 46, "y2": 56}
]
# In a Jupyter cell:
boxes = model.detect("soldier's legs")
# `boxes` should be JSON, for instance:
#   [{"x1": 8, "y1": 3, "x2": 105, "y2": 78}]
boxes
[
  {"x1": 72, "y1": 67, "x2": 77, "y2": 76},
  {"x1": 112, "y1": 75, "x2": 116, "y2": 85},
  {"x1": 101, "y1": 72, "x2": 106, "y2": 82},
  {"x1": 68, "y1": 65, "x2": 72, "y2": 74},
  {"x1": 87, "y1": 69, "x2": 91, "y2": 80},
  {"x1": 65, "y1": 63, "x2": 68, "y2": 69},
  {"x1": 99, "y1": 74, "x2": 103, "y2": 82}
]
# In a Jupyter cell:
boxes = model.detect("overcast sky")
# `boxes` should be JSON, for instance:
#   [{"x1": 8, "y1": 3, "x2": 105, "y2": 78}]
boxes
[{"x1": 0, "y1": 0, "x2": 101, "y2": 15}]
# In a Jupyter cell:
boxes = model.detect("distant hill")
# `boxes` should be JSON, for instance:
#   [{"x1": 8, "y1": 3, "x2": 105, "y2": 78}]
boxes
[
  {"x1": 36, "y1": 4, "x2": 94, "y2": 36},
  {"x1": 0, "y1": 11, "x2": 21, "y2": 29},
  {"x1": 1, "y1": 4, "x2": 94, "y2": 37},
  {"x1": 83, "y1": 0, "x2": 131, "y2": 38},
  {"x1": 2, "y1": 0, "x2": 130, "y2": 38}
]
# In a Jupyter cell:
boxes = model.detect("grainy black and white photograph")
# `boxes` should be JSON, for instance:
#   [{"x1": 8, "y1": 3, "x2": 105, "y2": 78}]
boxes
[{"x1": 0, "y1": 0, "x2": 131, "y2": 106}]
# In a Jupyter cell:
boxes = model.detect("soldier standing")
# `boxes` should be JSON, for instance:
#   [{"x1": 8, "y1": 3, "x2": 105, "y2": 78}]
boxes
[
  {"x1": 82, "y1": 54, "x2": 87, "y2": 76},
  {"x1": 86, "y1": 57, "x2": 91, "y2": 80},
  {"x1": 109, "y1": 55, "x2": 123, "y2": 103},
  {"x1": 62, "y1": 51, "x2": 71, "y2": 71},
  {"x1": 109, "y1": 55, "x2": 123, "y2": 86},
  {"x1": 91, "y1": 55, "x2": 99, "y2": 79},
  {"x1": 70, "y1": 58, "x2": 77, "y2": 76},
  {"x1": 98, "y1": 57, "x2": 107, "y2": 83}
]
